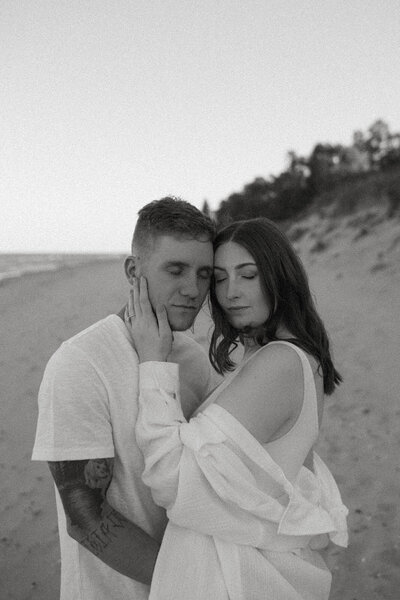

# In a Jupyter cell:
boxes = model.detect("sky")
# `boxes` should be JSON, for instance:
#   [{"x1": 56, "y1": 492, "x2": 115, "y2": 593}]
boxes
[{"x1": 2, "y1": 0, "x2": 400, "y2": 253}]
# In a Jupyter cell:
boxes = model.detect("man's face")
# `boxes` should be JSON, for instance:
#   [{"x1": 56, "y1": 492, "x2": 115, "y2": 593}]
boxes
[{"x1": 133, "y1": 235, "x2": 214, "y2": 331}]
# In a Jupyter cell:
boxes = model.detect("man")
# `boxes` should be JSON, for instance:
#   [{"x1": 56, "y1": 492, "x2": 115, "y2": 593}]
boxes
[{"x1": 32, "y1": 197, "x2": 216, "y2": 600}]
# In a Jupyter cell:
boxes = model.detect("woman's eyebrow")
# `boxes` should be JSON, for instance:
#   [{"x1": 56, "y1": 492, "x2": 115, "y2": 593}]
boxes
[
  {"x1": 236, "y1": 262, "x2": 256, "y2": 268},
  {"x1": 214, "y1": 262, "x2": 256, "y2": 271}
]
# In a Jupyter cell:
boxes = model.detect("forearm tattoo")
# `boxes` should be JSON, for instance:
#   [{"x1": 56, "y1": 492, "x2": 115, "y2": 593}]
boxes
[{"x1": 48, "y1": 458, "x2": 128, "y2": 556}]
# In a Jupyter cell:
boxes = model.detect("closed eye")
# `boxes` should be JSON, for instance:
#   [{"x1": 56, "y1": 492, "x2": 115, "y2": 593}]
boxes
[
  {"x1": 167, "y1": 268, "x2": 183, "y2": 276},
  {"x1": 198, "y1": 270, "x2": 212, "y2": 281}
]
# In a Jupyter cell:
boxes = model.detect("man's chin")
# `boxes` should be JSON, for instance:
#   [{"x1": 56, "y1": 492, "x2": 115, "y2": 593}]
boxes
[
  {"x1": 169, "y1": 321, "x2": 195, "y2": 332},
  {"x1": 166, "y1": 305, "x2": 201, "y2": 332},
  {"x1": 168, "y1": 315, "x2": 197, "y2": 332}
]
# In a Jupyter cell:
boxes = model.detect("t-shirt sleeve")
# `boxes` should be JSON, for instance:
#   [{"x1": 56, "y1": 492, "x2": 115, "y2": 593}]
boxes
[{"x1": 32, "y1": 343, "x2": 115, "y2": 461}]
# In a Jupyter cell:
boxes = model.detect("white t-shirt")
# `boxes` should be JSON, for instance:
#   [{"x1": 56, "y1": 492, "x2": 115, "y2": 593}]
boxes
[{"x1": 32, "y1": 314, "x2": 214, "y2": 600}]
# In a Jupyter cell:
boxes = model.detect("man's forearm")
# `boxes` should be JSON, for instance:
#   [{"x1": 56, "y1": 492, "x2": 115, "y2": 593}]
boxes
[
  {"x1": 48, "y1": 459, "x2": 160, "y2": 585},
  {"x1": 69, "y1": 499, "x2": 159, "y2": 585}
]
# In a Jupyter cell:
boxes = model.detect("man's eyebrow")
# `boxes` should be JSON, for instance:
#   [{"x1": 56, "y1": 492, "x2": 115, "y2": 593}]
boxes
[
  {"x1": 163, "y1": 261, "x2": 189, "y2": 268},
  {"x1": 163, "y1": 261, "x2": 212, "y2": 271},
  {"x1": 214, "y1": 262, "x2": 256, "y2": 271}
]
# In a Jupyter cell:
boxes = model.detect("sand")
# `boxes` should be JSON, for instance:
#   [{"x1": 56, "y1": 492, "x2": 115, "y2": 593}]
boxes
[{"x1": 1, "y1": 215, "x2": 399, "y2": 599}]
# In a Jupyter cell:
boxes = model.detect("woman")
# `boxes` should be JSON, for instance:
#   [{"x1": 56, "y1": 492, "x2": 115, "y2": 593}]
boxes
[{"x1": 126, "y1": 218, "x2": 348, "y2": 600}]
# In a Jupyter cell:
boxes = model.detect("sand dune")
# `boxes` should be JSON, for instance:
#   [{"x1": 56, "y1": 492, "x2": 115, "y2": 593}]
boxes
[
  {"x1": 291, "y1": 212, "x2": 400, "y2": 599},
  {"x1": 1, "y1": 214, "x2": 399, "y2": 599}
]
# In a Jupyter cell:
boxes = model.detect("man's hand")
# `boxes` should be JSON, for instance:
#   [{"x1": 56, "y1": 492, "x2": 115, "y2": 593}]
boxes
[{"x1": 124, "y1": 277, "x2": 173, "y2": 363}]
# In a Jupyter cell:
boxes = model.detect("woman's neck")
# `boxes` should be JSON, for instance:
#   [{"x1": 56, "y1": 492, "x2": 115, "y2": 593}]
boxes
[
  {"x1": 241, "y1": 324, "x2": 294, "y2": 359},
  {"x1": 242, "y1": 335, "x2": 260, "y2": 359}
]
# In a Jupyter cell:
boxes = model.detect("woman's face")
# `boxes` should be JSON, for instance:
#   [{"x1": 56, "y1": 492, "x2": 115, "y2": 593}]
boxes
[{"x1": 214, "y1": 241, "x2": 270, "y2": 330}]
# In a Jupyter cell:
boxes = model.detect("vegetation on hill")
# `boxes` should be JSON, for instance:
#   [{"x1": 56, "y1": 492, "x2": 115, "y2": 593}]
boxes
[{"x1": 204, "y1": 119, "x2": 400, "y2": 228}]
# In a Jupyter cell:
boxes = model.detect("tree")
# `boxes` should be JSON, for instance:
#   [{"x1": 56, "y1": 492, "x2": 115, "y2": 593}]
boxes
[
  {"x1": 366, "y1": 119, "x2": 391, "y2": 166},
  {"x1": 214, "y1": 179, "x2": 274, "y2": 226},
  {"x1": 353, "y1": 130, "x2": 366, "y2": 150},
  {"x1": 308, "y1": 143, "x2": 344, "y2": 192},
  {"x1": 268, "y1": 169, "x2": 312, "y2": 220},
  {"x1": 368, "y1": 119, "x2": 390, "y2": 144}
]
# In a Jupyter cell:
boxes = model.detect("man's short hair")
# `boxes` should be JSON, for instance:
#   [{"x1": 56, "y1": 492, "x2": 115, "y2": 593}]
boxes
[{"x1": 132, "y1": 196, "x2": 215, "y2": 254}]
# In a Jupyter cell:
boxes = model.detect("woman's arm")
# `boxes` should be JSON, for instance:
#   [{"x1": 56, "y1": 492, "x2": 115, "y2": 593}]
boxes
[
  {"x1": 127, "y1": 277, "x2": 302, "y2": 508},
  {"x1": 135, "y1": 361, "x2": 188, "y2": 508},
  {"x1": 135, "y1": 346, "x2": 303, "y2": 509},
  {"x1": 135, "y1": 357, "x2": 348, "y2": 550}
]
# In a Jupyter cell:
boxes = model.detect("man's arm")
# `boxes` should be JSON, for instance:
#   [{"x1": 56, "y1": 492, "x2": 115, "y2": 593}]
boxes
[{"x1": 48, "y1": 458, "x2": 159, "y2": 585}]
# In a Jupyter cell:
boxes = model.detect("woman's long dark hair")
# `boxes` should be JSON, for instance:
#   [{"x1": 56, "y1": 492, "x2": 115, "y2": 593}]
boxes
[{"x1": 209, "y1": 218, "x2": 342, "y2": 395}]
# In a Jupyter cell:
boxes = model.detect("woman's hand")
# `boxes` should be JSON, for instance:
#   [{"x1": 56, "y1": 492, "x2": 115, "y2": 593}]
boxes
[{"x1": 124, "y1": 277, "x2": 173, "y2": 363}]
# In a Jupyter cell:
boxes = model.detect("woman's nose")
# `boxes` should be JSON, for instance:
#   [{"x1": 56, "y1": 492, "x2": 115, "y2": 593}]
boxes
[{"x1": 225, "y1": 279, "x2": 240, "y2": 300}]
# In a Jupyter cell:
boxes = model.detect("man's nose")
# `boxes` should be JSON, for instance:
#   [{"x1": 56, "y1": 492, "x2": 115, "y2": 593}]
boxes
[{"x1": 180, "y1": 275, "x2": 199, "y2": 299}]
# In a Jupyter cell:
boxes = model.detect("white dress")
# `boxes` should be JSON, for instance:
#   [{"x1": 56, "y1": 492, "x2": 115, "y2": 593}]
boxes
[{"x1": 135, "y1": 342, "x2": 348, "y2": 600}]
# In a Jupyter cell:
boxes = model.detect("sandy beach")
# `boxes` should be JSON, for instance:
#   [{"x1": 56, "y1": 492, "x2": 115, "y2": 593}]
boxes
[{"x1": 1, "y1": 214, "x2": 399, "y2": 599}]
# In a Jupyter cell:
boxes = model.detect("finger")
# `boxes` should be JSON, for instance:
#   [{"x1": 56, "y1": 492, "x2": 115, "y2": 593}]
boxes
[
  {"x1": 139, "y1": 277, "x2": 153, "y2": 315},
  {"x1": 127, "y1": 288, "x2": 135, "y2": 319},
  {"x1": 124, "y1": 305, "x2": 130, "y2": 324},
  {"x1": 156, "y1": 305, "x2": 171, "y2": 336},
  {"x1": 132, "y1": 277, "x2": 142, "y2": 316}
]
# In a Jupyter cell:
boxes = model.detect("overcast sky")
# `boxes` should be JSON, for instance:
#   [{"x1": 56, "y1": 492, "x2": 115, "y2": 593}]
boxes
[{"x1": 2, "y1": 0, "x2": 400, "y2": 252}]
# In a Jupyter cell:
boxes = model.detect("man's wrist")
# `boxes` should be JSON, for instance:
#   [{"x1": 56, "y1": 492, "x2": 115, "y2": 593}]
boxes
[
  {"x1": 139, "y1": 362, "x2": 179, "y2": 393},
  {"x1": 138, "y1": 355, "x2": 166, "y2": 364}
]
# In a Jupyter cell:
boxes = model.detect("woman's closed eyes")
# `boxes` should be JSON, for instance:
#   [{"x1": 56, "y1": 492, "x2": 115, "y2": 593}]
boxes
[{"x1": 214, "y1": 271, "x2": 258, "y2": 284}]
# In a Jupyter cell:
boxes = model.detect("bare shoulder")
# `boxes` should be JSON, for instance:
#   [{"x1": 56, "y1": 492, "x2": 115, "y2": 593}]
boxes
[
  {"x1": 239, "y1": 342, "x2": 304, "y2": 385},
  {"x1": 215, "y1": 344, "x2": 304, "y2": 445},
  {"x1": 253, "y1": 343, "x2": 324, "y2": 426}
]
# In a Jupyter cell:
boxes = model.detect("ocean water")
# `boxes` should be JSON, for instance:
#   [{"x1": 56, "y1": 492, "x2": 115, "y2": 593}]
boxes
[{"x1": 0, "y1": 253, "x2": 122, "y2": 284}]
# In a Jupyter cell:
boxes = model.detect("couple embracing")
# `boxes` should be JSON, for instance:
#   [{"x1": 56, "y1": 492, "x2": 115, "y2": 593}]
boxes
[{"x1": 32, "y1": 196, "x2": 348, "y2": 600}]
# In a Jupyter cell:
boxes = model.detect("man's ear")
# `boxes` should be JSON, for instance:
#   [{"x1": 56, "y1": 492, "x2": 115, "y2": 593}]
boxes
[{"x1": 124, "y1": 256, "x2": 137, "y2": 284}]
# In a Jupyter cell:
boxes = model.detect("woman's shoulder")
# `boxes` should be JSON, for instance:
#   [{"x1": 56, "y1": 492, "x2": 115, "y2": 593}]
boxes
[
  {"x1": 249, "y1": 340, "x2": 324, "y2": 425},
  {"x1": 215, "y1": 342, "x2": 305, "y2": 445},
  {"x1": 241, "y1": 341, "x2": 305, "y2": 379},
  {"x1": 249, "y1": 340, "x2": 322, "y2": 378}
]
